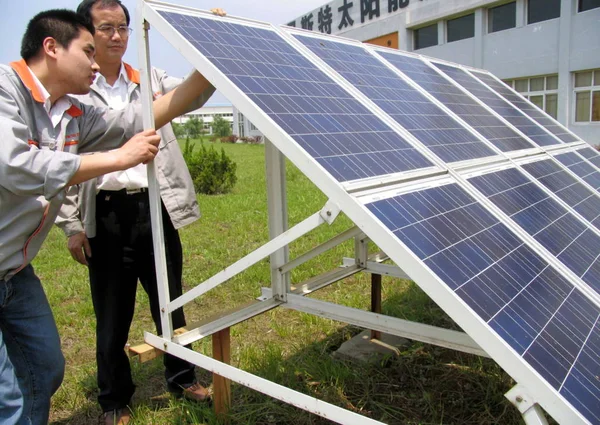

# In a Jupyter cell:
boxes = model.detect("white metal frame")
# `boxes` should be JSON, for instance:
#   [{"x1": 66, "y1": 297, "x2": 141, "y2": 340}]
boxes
[{"x1": 136, "y1": 1, "x2": 596, "y2": 424}]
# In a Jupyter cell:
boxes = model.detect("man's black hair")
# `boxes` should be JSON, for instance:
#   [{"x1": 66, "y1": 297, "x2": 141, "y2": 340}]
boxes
[
  {"x1": 76, "y1": 0, "x2": 131, "y2": 26},
  {"x1": 21, "y1": 9, "x2": 95, "y2": 61}
]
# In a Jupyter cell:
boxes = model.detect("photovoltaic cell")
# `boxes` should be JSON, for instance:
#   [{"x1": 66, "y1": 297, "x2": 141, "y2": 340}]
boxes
[
  {"x1": 577, "y1": 147, "x2": 600, "y2": 169},
  {"x1": 432, "y1": 63, "x2": 561, "y2": 147},
  {"x1": 366, "y1": 183, "x2": 600, "y2": 424},
  {"x1": 555, "y1": 151, "x2": 600, "y2": 191},
  {"x1": 468, "y1": 166, "x2": 600, "y2": 297},
  {"x1": 158, "y1": 12, "x2": 433, "y2": 182},
  {"x1": 376, "y1": 51, "x2": 536, "y2": 153},
  {"x1": 291, "y1": 34, "x2": 497, "y2": 163},
  {"x1": 471, "y1": 71, "x2": 579, "y2": 144},
  {"x1": 521, "y1": 159, "x2": 600, "y2": 229}
]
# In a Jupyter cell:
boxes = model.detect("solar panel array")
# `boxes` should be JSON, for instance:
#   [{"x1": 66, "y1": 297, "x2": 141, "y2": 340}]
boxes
[{"x1": 148, "y1": 6, "x2": 599, "y2": 424}]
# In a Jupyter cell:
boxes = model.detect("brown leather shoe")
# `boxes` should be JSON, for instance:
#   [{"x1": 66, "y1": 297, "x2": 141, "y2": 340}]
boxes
[
  {"x1": 182, "y1": 383, "x2": 211, "y2": 402},
  {"x1": 101, "y1": 408, "x2": 131, "y2": 425}
]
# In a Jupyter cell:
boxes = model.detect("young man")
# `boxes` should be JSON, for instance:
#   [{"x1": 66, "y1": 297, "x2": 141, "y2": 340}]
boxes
[
  {"x1": 0, "y1": 8, "x2": 213, "y2": 425},
  {"x1": 54, "y1": 1, "x2": 224, "y2": 424}
]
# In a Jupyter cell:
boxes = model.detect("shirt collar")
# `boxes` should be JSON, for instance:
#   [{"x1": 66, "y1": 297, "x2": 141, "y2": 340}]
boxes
[{"x1": 95, "y1": 62, "x2": 129, "y2": 89}]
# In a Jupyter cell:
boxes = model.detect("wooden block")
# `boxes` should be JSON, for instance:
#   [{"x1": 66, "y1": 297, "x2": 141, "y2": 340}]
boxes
[{"x1": 127, "y1": 343, "x2": 163, "y2": 363}]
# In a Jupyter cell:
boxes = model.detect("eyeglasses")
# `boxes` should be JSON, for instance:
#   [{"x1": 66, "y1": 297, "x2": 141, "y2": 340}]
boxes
[{"x1": 95, "y1": 25, "x2": 133, "y2": 37}]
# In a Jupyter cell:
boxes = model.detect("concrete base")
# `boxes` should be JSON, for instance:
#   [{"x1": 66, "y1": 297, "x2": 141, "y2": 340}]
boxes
[{"x1": 333, "y1": 330, "x2": 410, "y2": 364}]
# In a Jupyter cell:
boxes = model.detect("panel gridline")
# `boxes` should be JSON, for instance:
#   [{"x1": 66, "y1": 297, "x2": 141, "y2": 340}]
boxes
[
  {"x1": 376, "y1": 51, "x2": 536, "y2": 153},
  {"x1": 468, "y1": 166, "x2": 600, "y2": 297},
  {"x1": 291, "y1": 34, "x2": 498, "y2": 163},
  {"x1": 159, "y1": 11, "x2": 433, "y2": 182},
  {"x1": 433, "y1": 63, "x2": 561, "y2": 147},
  {"x1": 366, "y1": 184, "x2": 600, "y2": 423},
  {"x1": 471, "y1": 71, "x2": 579, "y2": 144},
  {"x1": 555, "y1": 151, "x2": 600, "y2": 191}
]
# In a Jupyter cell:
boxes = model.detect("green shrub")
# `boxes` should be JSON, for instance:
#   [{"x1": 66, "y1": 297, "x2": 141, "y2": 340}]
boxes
[{"x1": 183, "y1": 142, "x2": 237, "y2": 194}]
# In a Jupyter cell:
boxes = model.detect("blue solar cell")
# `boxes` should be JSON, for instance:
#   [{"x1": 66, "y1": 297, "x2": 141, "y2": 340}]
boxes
[
  {"x1": 555, "y1": 151, "x2": 600, "y2": 191},
  {"x1": 468, "y1": 167, "x2": 600, "y2": 296},
  {"x1": 577, "y1": 147, "x2": 600, "y2": 170},
  {"x1": 432, "y1": 63, "x2": 561, "y2": 147},
  {"x1": 366, "y1": 183, "x2": 600, "y2": 423},
  {"x1": 159, "y1": 11, "x2": 433, "y2": 182},
  {"x1": 291, "y1": 34, "x2": 498, "y2": 163},
  {"x1": 375, "y1": 51, "x2": 535, "y2": 153},
  {"x1": 471, "y1": 72, "x2": 578, "y2": 144},
  {"x1": 521, "y1": 159, "x2": 600, "y2": 229}
]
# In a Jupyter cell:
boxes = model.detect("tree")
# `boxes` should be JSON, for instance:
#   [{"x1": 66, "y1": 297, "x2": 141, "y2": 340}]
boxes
[
  {"x1": 184, "y1": 116, "x2": 204, "y2": 139},
  {"x1": 211, "y1": 115, "x2": 232, "y2": 138},
  {"x1": 171, "y1": 122, "x2": 186, "y2": 139}
]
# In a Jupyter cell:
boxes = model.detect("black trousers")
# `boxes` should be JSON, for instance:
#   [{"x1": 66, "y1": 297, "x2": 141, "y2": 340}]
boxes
[{"x1": 87, "y1": 189, "x2": 196, "y2": 412}]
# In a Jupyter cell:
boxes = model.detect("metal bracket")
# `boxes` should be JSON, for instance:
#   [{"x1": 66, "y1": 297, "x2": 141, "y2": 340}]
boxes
[
  {"x1": 319, "y1": 200, "x2": 341, "y2": 224},
  {"x1": 505, "y1": 384, "x2": 549, "y2": 425}
]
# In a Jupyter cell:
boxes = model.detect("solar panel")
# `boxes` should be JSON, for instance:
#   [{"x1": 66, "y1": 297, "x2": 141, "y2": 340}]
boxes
[
  {"x1": 431, "y1": 62, "x2": 562, "y2": 147},
  {"x1": 467, "y1": 166, "x2": 600, "y2": 297},
  {"x1": 374, "y1": 50, "x2": 536, "y2": 153},
  {"x1": 470, "y1": 71, "x2": 579, "y2": 144},
  {"x1": 366, "y1": 182, "x2": 600, "y2": 424},
  {"x1": 289, "y1": 33, "x2": 499, "y2": 164},
  {"x1": 555, "y1": 151, "x2": 600, "y2": 191},
  {"x1": 141, "y1": 4, "x2": 600, "y2": 424},
  {"x1": 158, "y1": 11, "x2": 433, "y2": 183}
]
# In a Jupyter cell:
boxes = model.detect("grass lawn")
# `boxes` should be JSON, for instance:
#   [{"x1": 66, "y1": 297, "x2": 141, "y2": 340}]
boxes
[{"x1": 36, "y1": 140, "x2": 526, "y2": 424}]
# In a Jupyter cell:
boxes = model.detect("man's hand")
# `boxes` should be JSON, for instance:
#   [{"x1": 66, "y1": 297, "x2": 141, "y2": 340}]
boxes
[
  {"x1": 210, "y1": 8, "x2": 226, "y2": 16},
  {"x1": 116, "y1": 129, "x2": 161, "y2": 169},
  {"x1": 68, "y1": 232, "x2": 91, "y2": 266}
]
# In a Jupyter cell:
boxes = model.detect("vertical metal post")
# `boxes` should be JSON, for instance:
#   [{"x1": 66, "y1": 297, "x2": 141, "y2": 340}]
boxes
[
  {"x1": 137, "y1": 2, "x2": 172, "y2": 340},
  {"x1": 265, "y1": 139, "x2": 289, "y2": 301}
]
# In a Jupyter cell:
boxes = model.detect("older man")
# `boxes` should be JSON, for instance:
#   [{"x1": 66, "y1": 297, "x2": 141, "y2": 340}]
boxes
[{"x1": 55, "y1": 1, "x2": 224, "y2": 423}]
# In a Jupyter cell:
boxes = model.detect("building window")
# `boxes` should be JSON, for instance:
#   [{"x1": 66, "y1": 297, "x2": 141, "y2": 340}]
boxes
[
  {"x1": 414, "y1": 23, "x2": 438, "y2": 50},
  {"x1": 249, "y1": 122, "x2": 258, "y2": 131},
  {"x1": 574, "y1": 70, "x2": 600, "y2": 123},
  {"x1": 505, "y1": 75, "x2": 559, "y2": 119},
  {"x1": 447, "y1": 13, "x2": 475, "y2": 43},
  {"x1": 579, "y1": 0, "x2": 600, "y2": 12},
  {"x1": 528, "y1": 0, "x2": 561, "y2": 24},
  {"x1": 488, "y1": 2, "x2": 516, "y2": 33}
]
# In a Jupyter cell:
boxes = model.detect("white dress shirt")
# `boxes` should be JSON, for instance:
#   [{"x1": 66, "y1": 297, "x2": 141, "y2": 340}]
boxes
[{"x1": 95, "y1": 64, "x2": 148, "y2": 191}]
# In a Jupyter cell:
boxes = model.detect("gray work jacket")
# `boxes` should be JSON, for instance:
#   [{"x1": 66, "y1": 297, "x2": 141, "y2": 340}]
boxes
[
  {"x1": 55, "y1": 64, "x2": 214, "y2": 238},
  {"x1": 0, "y1": 60, "x2": 144, "y2": 281}
]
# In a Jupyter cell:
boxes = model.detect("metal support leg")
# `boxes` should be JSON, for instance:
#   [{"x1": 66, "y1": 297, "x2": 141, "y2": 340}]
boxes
[{"x1": 265, "y1": 139, "x2": 289, "y2": 301}]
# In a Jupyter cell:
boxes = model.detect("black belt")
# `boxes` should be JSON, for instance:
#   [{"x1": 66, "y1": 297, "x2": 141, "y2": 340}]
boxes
[{"x1": 98, "y1": 187, "x2": 148, "y2": 197}]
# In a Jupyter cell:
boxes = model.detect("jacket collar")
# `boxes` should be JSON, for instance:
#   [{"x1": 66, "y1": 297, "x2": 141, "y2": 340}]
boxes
[
  {"x1": 9, "y1": 59, "x2": 83, "y2": 117},
  {"x1": 9, "y1": 59, "x2": 45, "y2": 103}
]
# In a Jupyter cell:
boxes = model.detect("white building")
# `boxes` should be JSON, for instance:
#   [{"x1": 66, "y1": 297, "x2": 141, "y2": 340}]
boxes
[
  {"x1": 238, "y1": 0, "x2": 600, "y2": 144},
  {"x1": 176, "y1": 104, "x2": 233, "y2": 135}
]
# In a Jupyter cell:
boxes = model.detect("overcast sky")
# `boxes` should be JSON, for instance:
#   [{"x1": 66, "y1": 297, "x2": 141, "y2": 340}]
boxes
[{"x1": 0, "y1": 0, "x2": 327, "y2": 104}]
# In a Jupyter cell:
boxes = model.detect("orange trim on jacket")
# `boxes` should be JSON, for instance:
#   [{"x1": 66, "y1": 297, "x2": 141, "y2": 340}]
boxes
[
  {"x1": 66, "y1": 104, "x2": 83, "y2": 117},
  {"x1": 123, "y1": 63, "x2": 140, "y2": 84},
  {"x1": 9, "y1": 59, "x2": 45, "y2": 103}
]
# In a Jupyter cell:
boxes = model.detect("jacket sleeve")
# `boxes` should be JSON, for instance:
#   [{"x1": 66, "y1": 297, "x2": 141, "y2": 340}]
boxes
[
  {"x1": 155, "y1": 68, "x2": 216, "y2": 114},
  {"x1": 76, "y1": 100, "x2": 144, "y2": 153},
  {"x1": 55, "y1": 184, "x2": 84, "y2": 237},
  {"x1": 0, "y1": 85, "x2": 81, "y2": 199}
]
